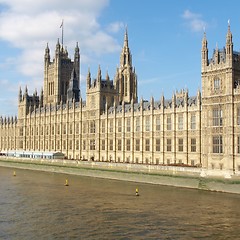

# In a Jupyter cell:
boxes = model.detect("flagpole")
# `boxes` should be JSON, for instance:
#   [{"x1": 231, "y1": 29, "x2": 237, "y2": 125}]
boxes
[
  {"x1": 62, "y1": 21, "x2": 63, "y2": 46},
  {"x1": 61, "y1": 19, "x2": 64, "y2": 47}
]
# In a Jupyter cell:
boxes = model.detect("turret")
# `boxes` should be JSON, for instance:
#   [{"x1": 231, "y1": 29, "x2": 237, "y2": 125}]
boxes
[
  {"x1": 97, "y1": 65, "x2": 102, "y2": 84},
  {"x1": 74, "y1": 42, "x2": 80, "y2": 87},
  {"x1": 74, "y1": 42, "x2": 80, "y2": 63},
  {"x1": 214, "y1": 43, "x2": 219, "y2": 64},
  {"x1": 115, "y1": 28, "x2": 138, "y2": 104},
  {"x1": 18, "y1": 86, "x2": 22, "y2": 102},
  {"x1": 201, "y1": 31, "x2": 208, "y2": 70},
  {"x1": 44, "y1": 43, "x2": 50, "y2": 64},
  {"x1": 106, "y1": 71, "x2": 110, "y2": 82},
  {"x1": 226, "y1": 20, "x2": 233, "y2": 66},
  {"x1": 120, "y1": 27, "x2": 132, "y2": 67},
  {"x1": 24, "y1": 85, "x2": 28, "y2": 97},
  {"x1": 87, "y1": 67, "x2": 91, "y2": 88},
  {"x1": 67, "y1": 68, "x2": 80, "y2": 102},
  {"x1": 55, "y1": 38, "x2": 61, "y2": 56}
]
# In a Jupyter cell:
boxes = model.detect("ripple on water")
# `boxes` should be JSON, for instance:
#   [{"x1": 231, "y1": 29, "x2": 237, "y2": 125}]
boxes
[{"x1": 0, "y1": 167, "x2": 240, "y2": 239}]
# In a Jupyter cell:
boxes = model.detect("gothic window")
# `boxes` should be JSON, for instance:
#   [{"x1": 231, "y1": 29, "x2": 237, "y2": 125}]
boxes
[
  {"x1": 135, "y1": 139, "x2": 140, "y2": 151},
  {"x1": 82, "y1": 140, "x2": 86, "y2": 150},
  {"x1": 135, "y1": 117, "x2": 140, "y2": 132},
  {"x1": 117, "y1": 119, "x2": 122, "y2": 132},
  {"x1": 145, "y1": 116, "x2": 150, "y2": 132},
  {"x1": 101, "y1": 120, "x2": 105, "y2": 133},
  {"x1": 213, "y1": 136, "x2": 223, "y2": 153},
  {"x1": 178, "y1": 114, "x2": 183, "y2": 130},
  {"x1": 167, "y1": 139, "x2": 171, "y2": 152},
  {"x1": 191, "y1": 114, "x2": 196, "y2": 130},
  {"x1": 213, "y1": 78, "x2": 220, "y2": 91},
  {"x1": 91, "y1": 96, "x2": 95, "y2": 108},
  {"x1": 76, "y1": 140, "x2": 79, "y2": 150},
  {"x1": 90, "y1": 139, "x2": 95, "y2": 150},
  {"x1": 124, "y1": 79, "x2": 127, "y2": 96},
  {"x1": 178, "y1": 138, "x2": 183, "y2": 152},
  {"x1": 90, "y1": 121, "x2": 95, "y2": 133},
  {"x1": 167, "y1": 115, "x2": 171, "y2": 131},
  {"x1": 237, "y1": 136, "x2": 240, "y2": 154},
  {"x1": 213, "y1": 108, "x2": 223, "y2": 126},
  {"x1": 191, "y1": 138, "x2": 196, "y2": 152},
  {"x1": 52, "y1": 125, "x2": 55, "y2": 135},
  {"x1": 75, "y1": 123, "x2": 79, "y2": 134},
  {"x1": 19, "y1": 127, "x2": 23, "y2": 136},
  {"x1": 109, "y1": 119, "x2": 113, "y2": 133},
  {"x1": 155, "y1": 116, "x2": 160, "y2": 131},
  {"x1": 109, "y1": 139, "x2": 113, "y2": 150},
  {"x1": 117, "y1": 139, "x2": 122, "y2": 151},
  {"x1": 237, "y1": 108, "x2": 240, "y2": 125},
  {"x1": 156, "y1": 138, "x2": 160, "y2": 152},
  {"x1": 126, "y1": 139, "x2": 131, "y2": 151},
  {"x1": 63, "y1": 124, "x2": 66, "y2": 134},
  {"x1": 101, "y1": 140, "x2": 105, "y2": 151},
  {"x1": 126, "y1": 118, "x2": 131, "y2": 132},
  {"x1": 145, "y1": 139, "x2": 150, "y2": 151}
]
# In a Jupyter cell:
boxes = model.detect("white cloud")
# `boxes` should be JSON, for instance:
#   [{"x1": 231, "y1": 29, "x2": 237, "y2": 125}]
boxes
[
  {"x1": 0, "y1": 0, "x2": 125, "y2": 115},
  {"x1": 182, "y1": 10, "x2": 207, "y2": 32},
  {"x1": 107, "y1": 22, "x2": 124, "y2": 33}
]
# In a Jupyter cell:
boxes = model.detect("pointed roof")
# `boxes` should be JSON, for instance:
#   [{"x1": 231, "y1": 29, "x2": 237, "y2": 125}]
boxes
[
  {"x1": 226, "y1": 19, "x2": 232, "y2": 44},
  {"x1": 124, "y1": 26, "x2": 129, "y2": 48}
]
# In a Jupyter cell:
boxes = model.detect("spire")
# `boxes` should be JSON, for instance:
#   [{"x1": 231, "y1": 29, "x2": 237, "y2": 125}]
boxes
[
  {"x1": 75, "y1": 42, "x2": 80, "y2": 60},
  {"x1": 75, "y1": 42, "x2": 79, "y2": 53},
  {"x1": 56, "y1": 38, "x2": 61, "y2": 54},
  {"x1": 201, "y1": 30, "x2": 208, "y2": 68},
  {"x1": 202, "y1": 30, "x2": 207, "y2": 49},
  {"x1": 124, "y1": 26, "x2": 129, "y2": 48},
  {"x1": 45, "y1": 43, "x2": 50, "y2": 62},
  {"x1": 67, "y1": 68, "x2": 80, "y2": 102},
  {"x1": 19, "y1": 86, "x2": 22, "y2": 102},
  {"x1": 97, "y1": 65, "x2": 102, "y2": 82},
  {"x1": 25, "y1": 85, "x2": 28, "y2": 95},
  {"x1": 87, "y1": 67, "x2": 91, "y2": 88},
  {"x1": 120, "y1": 27, "x2": 132, "y2": 67},
  {"x1": 106, "y1": 70, "x2": 110, "y2": 82},
  {"x1": 226, "y1": 19, "x2": 233, "y2": 45}
]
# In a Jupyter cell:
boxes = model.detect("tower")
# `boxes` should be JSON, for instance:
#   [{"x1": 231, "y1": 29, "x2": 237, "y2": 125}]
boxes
[
  {"x1": 43, "y1": 40, "x2": 80, "y2": 105},
  {"x1": 114, "y1": 28, "x2": 138, "y2": 104},
  {"x1": 201, "y1": 22, "x2": 240, "y2": 173},
  {"x1": 67, "y1": 68, "x2": 80, "y2": 102}
]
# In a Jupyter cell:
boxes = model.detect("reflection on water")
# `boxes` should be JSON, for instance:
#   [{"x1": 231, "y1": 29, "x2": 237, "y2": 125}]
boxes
[{"x1": 0, "y1": 167, "x2": 240, "y2": 239}]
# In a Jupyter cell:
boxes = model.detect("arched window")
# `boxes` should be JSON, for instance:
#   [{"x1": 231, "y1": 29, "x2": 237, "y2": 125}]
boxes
[{"x1": 214, "y1": 78, "x2": 220, "y2": 91}]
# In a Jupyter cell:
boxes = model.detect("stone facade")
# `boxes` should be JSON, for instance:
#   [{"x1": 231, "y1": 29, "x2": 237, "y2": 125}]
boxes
[{"x1": 1, "y1": 25, "x2": 240, "y2": 175}]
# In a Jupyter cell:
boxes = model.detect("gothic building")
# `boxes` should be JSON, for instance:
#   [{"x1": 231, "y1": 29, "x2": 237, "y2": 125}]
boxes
[{"x1": 1, "y1": 25, "x2": 240, "y2": 176}]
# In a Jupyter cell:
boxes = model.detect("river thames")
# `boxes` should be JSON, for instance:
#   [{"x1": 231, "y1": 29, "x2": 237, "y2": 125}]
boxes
[{"x1": 0, "y1": 166, "x2": 240, "y2": 239}]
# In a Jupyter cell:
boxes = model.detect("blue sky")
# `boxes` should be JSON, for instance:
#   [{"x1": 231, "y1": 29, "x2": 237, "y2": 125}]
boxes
[{"x1": 1, "y1": 0, "x2": 240, "y2": 116}]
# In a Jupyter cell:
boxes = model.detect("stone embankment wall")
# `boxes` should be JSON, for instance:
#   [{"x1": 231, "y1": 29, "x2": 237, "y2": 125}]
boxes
[{"x1": 0, "y1": 157, "x2": 240, "y2": 194}]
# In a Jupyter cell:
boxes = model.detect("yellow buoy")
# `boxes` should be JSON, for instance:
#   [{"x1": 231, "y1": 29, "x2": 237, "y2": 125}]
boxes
[
  {"x1": 13, "y1": 171, "x2": 16, "y2": 176},
  {"x1": 65, "y1": 179, "x2": 69, "y2": 186},
  {"x1": 136, "y1": 188, "x2": 139, "y2": 196}
]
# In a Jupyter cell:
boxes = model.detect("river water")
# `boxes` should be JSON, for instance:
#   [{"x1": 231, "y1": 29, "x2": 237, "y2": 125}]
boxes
[{"x1": 0, "y1": 166, "x2": 240, "y2": 240}]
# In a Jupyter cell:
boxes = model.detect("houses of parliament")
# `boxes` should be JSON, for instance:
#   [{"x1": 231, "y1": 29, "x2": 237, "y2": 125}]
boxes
[{"x1": 1, "y1": 24, "x2": 240, "y2": 175}]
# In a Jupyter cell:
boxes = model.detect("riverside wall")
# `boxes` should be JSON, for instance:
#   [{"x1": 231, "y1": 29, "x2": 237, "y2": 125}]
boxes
[{"x1": 0, "y1": 157, "x2": 240, "y2": 194}]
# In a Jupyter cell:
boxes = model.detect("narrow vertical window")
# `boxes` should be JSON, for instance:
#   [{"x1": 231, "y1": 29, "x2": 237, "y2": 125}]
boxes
[{"x1": 167, "y1": 115, "x2": 171, "y2": 130}]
